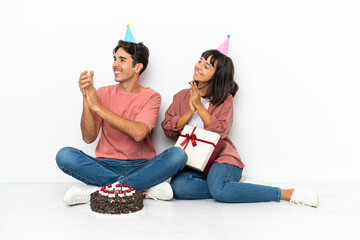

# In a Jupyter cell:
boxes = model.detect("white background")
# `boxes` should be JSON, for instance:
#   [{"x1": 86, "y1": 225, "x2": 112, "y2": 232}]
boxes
[{"x1": 0, "y1": 0, "x2": 359, "y2": 183}]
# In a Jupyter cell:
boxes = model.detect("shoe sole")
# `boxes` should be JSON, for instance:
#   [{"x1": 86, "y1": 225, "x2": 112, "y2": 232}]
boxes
[
  {"x1": 313, "y1": 191, "x2": 319, "y2": 208},
  {"x1": 305, "y1": 189, "x2": 319, "y2": 208}
]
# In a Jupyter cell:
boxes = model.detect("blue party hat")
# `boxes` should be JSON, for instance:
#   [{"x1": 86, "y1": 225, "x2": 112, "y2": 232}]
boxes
[{"x1": 124, "y1": 24, "x2": 135, "y2": 43}]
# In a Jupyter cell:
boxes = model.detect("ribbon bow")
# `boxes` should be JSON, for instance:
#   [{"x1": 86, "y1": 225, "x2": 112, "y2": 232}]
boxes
[
  {"x1": 180, "y1": 133, "x2": 198, "y2": 148},
  {"x1": 179, "y1": 127, "x2": 216, "y2": 150}
]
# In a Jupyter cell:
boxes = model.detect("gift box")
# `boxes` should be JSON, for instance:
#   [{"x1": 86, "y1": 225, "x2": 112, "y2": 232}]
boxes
[{"x1": 175, "y1": 125, "x2": 224, "y2": 174}]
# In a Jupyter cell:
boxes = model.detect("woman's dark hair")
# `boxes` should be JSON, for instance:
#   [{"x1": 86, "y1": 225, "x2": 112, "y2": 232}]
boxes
[
  {"x1": 200, "y1": 49, "x2": 238, "y2": 105},
  {"x1": 113, "y1": 40, "x2": 149, "y2": 75}
]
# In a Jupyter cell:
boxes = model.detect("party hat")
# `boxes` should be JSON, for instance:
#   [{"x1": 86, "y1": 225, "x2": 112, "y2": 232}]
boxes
[
  {"x1": 217, "y1": 35, "x2": 230, "y2": 56},
  {"x1": 124, "y1": 24, "x2": 135, "y2": 43}
]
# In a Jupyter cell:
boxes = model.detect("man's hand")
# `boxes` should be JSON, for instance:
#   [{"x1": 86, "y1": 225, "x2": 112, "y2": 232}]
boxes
[
  {"x1": 78, "y1": 70, "x2": 94, "y2": 96},
  {"x1": 84, "y1": 86, "x2": 100, "y2": 111}
]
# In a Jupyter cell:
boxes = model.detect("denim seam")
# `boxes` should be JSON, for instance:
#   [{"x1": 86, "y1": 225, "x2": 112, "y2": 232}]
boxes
[
  {"x1": 121, "y1": 159, "x2": 157, "y2": 185},
  {"x1": 218, "y1": 164, "x2": 233, "y2": 192},
  {"x1": 121, "y1": 149, "x2": 173, "y2": 188},
  {"x1": 59, "y1": 166, "x2": 94, "y2": 185},
  {"x1": 94, "y1": 158, "x2": 122, "y2": 167}
]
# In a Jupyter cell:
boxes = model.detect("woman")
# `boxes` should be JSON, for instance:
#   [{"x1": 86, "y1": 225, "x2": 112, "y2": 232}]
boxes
[{"x1": 161, "y1": 48, "x2": 319, "y2": 207}]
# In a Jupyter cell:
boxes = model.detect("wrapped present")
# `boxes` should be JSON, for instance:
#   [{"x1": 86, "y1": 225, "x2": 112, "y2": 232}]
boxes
[{"x1": 175, "y1": 125, "x2": 224, "y2": 174}]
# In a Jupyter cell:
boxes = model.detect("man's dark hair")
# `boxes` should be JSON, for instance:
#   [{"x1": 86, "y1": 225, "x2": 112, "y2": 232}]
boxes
[
  {"x1": 199, "y1": 49, "x2": 239, "y2": 105},
  {"x1": 113, "y1": 40, "x2": 150, "y2": 75}
]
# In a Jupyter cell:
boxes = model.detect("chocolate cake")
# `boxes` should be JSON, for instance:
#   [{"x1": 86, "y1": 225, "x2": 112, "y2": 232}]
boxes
[{"x1": 90, "y1": 184, "x2": 144, "y2": 214}]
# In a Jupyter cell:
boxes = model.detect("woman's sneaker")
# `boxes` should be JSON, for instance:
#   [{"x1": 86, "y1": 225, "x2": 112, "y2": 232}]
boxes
[
  {"x1": 145, "y1": 182, "x2": 173, "y2": 201},
  {"x1": 290, "y1": 188, "x2": 319, "y2": 208},
  {"x1": 63, "y1": 185, "x2": 98, "y2": 206}
]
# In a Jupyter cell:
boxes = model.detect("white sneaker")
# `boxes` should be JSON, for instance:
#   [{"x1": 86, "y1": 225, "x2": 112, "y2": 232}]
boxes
[
  {"x1": 63, "y1": 185, "x2": 99, "y2": 206},
  {"x1": 290, "y1": 188, "x2": 319, "y2": 208},
  {"x1": 145, "y1": 182, "x2": 173, "y2": 201}
]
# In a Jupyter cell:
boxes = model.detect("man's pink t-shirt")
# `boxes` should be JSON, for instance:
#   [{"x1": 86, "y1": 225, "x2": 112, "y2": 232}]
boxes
[{"x1": 92, "y1": 84, "x2": 161, "y2": 160}]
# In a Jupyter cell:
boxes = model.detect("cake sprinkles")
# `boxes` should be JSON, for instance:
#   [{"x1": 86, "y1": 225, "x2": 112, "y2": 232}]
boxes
[{"x1": 90, "y1": 184, "x2": 145, "y2": 214}]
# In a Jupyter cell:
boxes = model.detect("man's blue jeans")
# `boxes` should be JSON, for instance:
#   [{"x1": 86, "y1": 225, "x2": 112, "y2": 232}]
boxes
[
  {"x1": 171, "y1": 162, "x2": 281, "y2": 203},
  {"x1": 56, "y1": 146, "x2": 187, "y2": 191}
]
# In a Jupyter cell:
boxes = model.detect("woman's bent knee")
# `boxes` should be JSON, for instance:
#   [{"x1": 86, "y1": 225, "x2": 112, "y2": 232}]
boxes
[
  {"x1": 209, "y1": 189, "x2": 228, "y2": 202},
  {"x1": 208, "y1": 182, "x2": 230, "y2": 203}
]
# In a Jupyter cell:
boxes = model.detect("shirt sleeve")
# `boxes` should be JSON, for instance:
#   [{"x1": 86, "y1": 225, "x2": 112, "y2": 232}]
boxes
[
  {"x1": 161, "y1": 91, "x2": 185, "y2": 138},
  {"x1": 204, "y1": 95, "x2": 234, "y2": 139},
  {"x1": 134, "y1": 92, "x2": 161, "y2": 131}
]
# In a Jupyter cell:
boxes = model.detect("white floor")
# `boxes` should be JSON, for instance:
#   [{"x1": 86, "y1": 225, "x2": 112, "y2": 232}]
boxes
[{"x1": 0, "y1": 182, "x2": 359, "y2": 240}]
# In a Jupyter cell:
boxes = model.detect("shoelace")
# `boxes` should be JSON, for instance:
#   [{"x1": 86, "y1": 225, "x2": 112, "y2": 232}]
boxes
[
  {"x1": 144, "y1": 191, "x2": 160, "y2": 201},
  {"x1": 74, "y1": 192, "x2": 91, "y2": 203},
  {"x1": 290, "y1": 194, "x2": 305, "y2": 206}
]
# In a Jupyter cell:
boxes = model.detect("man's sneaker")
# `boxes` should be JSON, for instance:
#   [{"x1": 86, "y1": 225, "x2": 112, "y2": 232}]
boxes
[
  {"x1": 63, "y1": 185, "x2": 99, "y2": 206},
  {"x1": 290, "y1": 188, "x2": 319, "y2": 208},
  {"x1": 145, "y1": 182, "x2": 173, "y2": 201}
]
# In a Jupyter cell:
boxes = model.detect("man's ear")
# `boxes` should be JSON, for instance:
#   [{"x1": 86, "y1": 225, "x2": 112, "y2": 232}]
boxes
[{"x1": 134, "y1": 63, "x2": 143, "y2": 74}]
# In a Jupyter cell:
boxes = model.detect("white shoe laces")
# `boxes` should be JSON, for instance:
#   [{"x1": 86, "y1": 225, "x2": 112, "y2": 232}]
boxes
[
  {"x1": 73, "y1": 192, "x2": 91, "y2": 203},
  {"x1": 290, "y1": 196, "x2": 305, "y2": 206},
  {"x1": 145, "y1": 192, "x2": 160, "y2": 201},
  {"x1": 289, "y1": 188, "x2": 318, "y2": 207}
]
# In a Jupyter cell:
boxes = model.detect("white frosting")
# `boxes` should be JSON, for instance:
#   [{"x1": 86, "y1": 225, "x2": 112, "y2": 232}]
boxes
[{"x1": 100, "y1": 190, "x2": 108, "y2": 196}]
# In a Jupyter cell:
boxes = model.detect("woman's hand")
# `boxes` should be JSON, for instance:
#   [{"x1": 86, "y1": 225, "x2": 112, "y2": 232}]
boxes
[{"x1": 189, "y1": 82, "x2": 202, "y2": 110}]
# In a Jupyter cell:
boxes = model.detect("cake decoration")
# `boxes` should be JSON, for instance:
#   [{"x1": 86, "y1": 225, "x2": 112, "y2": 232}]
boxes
[
  {"x1": 100, "y1": 189, "x2": 108, "y2": 196},
  {"x1": 122, "y1": 183, "x2": 129, "y2": 191},
  {"x1": 118, "y1": 190, "x2": 124, "y2": 197},
  {"x1": 109, "y1": 190, "x2": 115, "y2": 198},
  {"x1": 126, "y1": 189, "x2": 133, "y2": 196},
  {"x1": 90, "y1": 185, "x2": 145, "y2": 214}
]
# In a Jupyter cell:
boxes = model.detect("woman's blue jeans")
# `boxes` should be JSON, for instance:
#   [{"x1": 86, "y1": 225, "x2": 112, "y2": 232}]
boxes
[
  {"x1": 56, "y1": 146, "x2": 187, "y2": 191},
  {"x1": 171, "y1": 162, "x2": 281, "y2": 203}
]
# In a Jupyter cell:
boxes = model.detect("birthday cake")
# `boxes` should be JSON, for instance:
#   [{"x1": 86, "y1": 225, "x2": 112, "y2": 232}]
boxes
[{"x1": 90, "y1": 184, "x2": 144, "y2": 214}]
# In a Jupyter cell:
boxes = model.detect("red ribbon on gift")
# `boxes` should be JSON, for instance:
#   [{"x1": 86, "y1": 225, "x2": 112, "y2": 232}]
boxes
[{"x1": 180, "y1": 127, "x2": 216, "y2": 150}]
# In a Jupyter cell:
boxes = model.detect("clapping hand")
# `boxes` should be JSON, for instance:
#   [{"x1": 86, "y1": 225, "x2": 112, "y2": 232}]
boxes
[
  {"x1": 189, "y1": 81, "x2": 201, "y2": 111},
  {"x1": 78, "y1": 70, "x2": 94, "y2": 96},
  {"x1": 78, "y1": 70, "x2": 100, "y2": 110}
]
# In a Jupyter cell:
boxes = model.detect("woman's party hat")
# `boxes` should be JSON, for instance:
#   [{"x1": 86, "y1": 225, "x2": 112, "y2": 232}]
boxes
[{"x1": 217, "y1": 35, "x2": 230, "y2": 56}]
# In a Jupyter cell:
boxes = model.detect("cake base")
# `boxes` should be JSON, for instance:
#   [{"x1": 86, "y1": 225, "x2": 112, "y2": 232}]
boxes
[
  {"x1": 90, "y1": 190, "x2": 144, "y2": 215},
  {"x1": 89, "y1": 205, "x2": 145, "y2": 217}
]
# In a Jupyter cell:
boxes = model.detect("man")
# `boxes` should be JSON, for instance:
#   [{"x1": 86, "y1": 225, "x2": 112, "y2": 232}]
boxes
[{"x1": 56, "y1": 26, "x2": 187, "y2": 205}]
